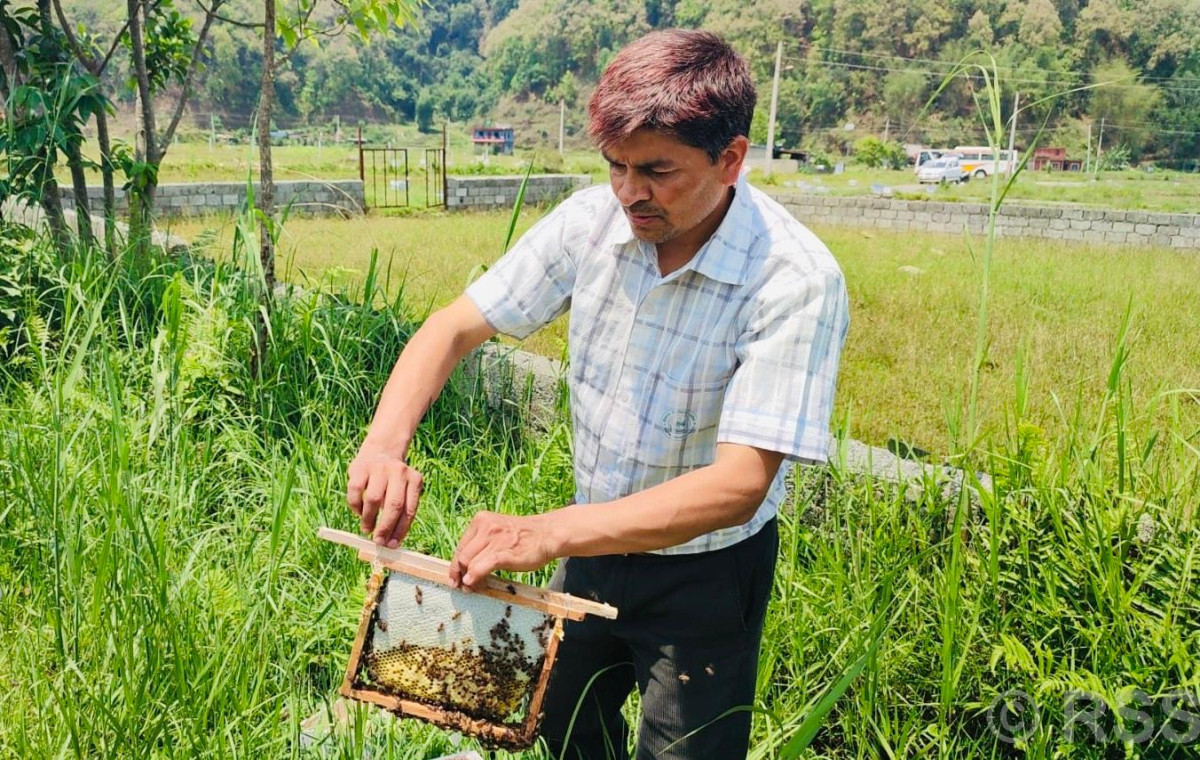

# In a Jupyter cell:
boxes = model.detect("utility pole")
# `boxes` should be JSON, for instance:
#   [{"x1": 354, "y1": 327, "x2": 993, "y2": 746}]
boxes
[
  {"x1": 559, "y1": 99, "x2": 565, "y2": 156},
  {"x1": 1085, "y1": 122, "x2": 1092, "y2": 173},
  {"x1": 1006, "y1": 91, "x2": 1019, "y2": 174},
  {"x1": 883, "y1": 117, "x2": 890, "y2": 144},
  {"x1": 765, "y1": 41, "x2": 783, "y2": 178},
  {"x1": 209, "y1": 113, "x2": 215, "y2": 150},
  {"x1": 1096, "y1": 116, "x2": 1105, "y2": 175}
]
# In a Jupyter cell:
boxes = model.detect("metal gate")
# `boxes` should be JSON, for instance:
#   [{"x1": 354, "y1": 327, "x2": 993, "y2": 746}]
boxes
[{"x1": 357, "y1": 127, "x2": 447, "y2": 210}]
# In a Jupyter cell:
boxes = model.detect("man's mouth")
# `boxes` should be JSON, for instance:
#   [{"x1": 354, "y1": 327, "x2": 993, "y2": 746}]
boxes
[{"x1": 626, "y1": 209, "x2": 662, "y2": 225}]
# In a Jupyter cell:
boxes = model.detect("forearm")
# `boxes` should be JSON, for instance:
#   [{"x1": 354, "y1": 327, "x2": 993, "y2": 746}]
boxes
[{"x1": 544, "y1": 445, "x2": 784, "y2": 556}]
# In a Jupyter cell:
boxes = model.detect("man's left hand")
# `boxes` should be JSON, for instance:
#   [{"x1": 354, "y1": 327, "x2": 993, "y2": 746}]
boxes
[{"x1": 450, "y1": 511, "x2": 559, "y2": 590}]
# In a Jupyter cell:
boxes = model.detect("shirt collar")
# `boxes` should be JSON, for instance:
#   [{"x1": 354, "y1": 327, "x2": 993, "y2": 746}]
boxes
[{"x1": 603, "y1": 170, "x2": 753, "y2": 286}]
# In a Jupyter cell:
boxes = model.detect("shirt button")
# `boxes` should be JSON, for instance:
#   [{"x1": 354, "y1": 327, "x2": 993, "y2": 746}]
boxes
[{"x1": 620, "y1": 391, "x2": 633, "y2": 404}]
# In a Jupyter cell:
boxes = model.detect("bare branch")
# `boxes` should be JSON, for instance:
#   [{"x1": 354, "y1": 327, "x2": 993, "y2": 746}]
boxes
[
  {"x1": 99, "y1": 16, "x2": 135, "y2": 73},
  {"x1": 159, "y1": 0, "x2": 223, "y2": 151},
  {"x1": 194, "y1": 0, "x2": 264, "y2": 29}
]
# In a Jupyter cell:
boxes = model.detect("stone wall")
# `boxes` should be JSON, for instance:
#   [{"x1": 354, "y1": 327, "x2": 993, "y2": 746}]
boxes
[
  {"x1": 60, "y1": 180, "x2": 365, "y2": 218},
  {"x1": 447, "y1": 175, "x2": 590, "y2": 210},
  {"x1": 773, "y1": 194, "x2": 1200, "y2": 249}
]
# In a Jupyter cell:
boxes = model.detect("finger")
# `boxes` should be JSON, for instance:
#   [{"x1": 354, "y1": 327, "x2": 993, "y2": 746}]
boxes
[
  {"x1": 346, "y1": 465, "x2": 367, "y2": 517},
  {"x1": 360, "y1": 467, "x2": 387, "y2": 533},
  {"x1": 387, "y1": 472, "x2": 423, "y2": 549},
  {"x1": 462, "y1": 549, "x2": 502, "y2": 590},
  {"x1": 454, "y1": 530, "x2": 493, "y2": 576},
  {"x1": 451, "y1": 520, "x2": 489, "y2": 589},
  {"x1": 373, "y1": 474, "x2": 408, "y2": 545}
]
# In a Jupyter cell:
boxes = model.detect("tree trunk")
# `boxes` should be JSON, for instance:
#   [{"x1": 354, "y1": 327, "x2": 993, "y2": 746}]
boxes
[
  {"x1": 251, "y1": 0, "x2": 276, "y2": 375},
  {"x1": 94, "y1": 106, "x2": 118, "y2": 255},
  {"x1": 126, "y1": 0, "x2": 160, "y2": 256},
  {"x1": 63, "y1": 136, "x2": 95, "y2": 248},
  {"x1": 258, "y1": 0, "x2": 276, "y2": 296},
  {"x1": 38, "y1": 175, "x2": 71, "y2": 254}
]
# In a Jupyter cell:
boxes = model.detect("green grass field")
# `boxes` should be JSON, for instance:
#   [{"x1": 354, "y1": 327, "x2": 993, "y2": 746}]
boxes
[
  {"x1": 172, "y1": 210, "x2": 1200, "y2": 458},
  {"x1": 750, "y1": 164, "x2": 1200, "y2": 213},
  {"x1": 68, "y1": 127, "x2": 1200, "y2": 212},
  {"x1": 3, "y1": 222, "x2": 1197, "y2": 758}
]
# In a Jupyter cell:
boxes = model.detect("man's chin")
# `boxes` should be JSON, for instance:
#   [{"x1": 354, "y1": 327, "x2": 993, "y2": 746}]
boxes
[{"x1": 630, "y1": 225, "x2": 674, "y2": 245}]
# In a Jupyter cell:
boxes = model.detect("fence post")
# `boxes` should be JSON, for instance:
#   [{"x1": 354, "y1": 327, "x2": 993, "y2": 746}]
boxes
[
  {"x1": 357, "y1": 125, "x2": 364, "y2": 183},
  {"x1": 442, "y1": 123, "x2": 449, "y2": 208}
]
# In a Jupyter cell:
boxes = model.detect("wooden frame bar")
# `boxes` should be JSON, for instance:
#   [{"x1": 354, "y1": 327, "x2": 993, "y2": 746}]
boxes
[{"x1": 318, "y1": 528, "x2": 618, "y2": 621}]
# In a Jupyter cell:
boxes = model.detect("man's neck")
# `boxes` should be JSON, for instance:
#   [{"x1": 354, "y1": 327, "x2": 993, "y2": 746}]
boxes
[{"x1": 656, "y1": 187, "x2": 735, "y2": 277}]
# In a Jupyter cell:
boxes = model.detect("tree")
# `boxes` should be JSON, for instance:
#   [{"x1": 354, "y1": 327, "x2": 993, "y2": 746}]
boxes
[
  {"x1": 853, "y1": 136, "x2": 907, "y2": 168},
  {"x1": 51, "y1": 0, "x2": 129, "y2": 254},
  {"x1": 237, "y1": 0, "x2": 419, "y2": 370},
  {"x1": 1, "y1": 0, "x2": 105, "y2": 253},
  {"x1": 882, "y1": 69, "x2": 927, "y2": 124},
  {"x1": 416, "y1": 92, "x2": 434, "y2": 132},
  {"x1": 967, "y1": 9, "x2": 993, "y2": 47},
  {"x1": 1089, "y1": 59, "x2": 1163, "y2": 159},
  {"x1": 124, "y1": 0, "x2": 227, "y2": 255},
  {"x1": 1017, "y1": 0, "x2": 1063, "y2": 49}
]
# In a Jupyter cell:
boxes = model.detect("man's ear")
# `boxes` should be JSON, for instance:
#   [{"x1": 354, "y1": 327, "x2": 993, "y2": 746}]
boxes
[{"x1": 720, "y1": 136, "x2": 749, "y2": 185}]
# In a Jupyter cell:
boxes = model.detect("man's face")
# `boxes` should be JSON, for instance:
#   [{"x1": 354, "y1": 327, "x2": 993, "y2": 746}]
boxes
[{"x1": 602, "y1": 129, "x2": 746, "y2": 249}]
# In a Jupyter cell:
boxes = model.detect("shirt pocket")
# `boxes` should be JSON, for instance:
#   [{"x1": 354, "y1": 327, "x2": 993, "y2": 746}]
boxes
[{"x1": 641, "y1": 372, "x2": 728, "y2": 468}]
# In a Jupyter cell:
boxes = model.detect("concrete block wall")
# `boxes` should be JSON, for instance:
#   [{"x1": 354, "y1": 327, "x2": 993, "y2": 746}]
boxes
[
  {"x1": 772, "y1": 194, "x2": 1200, "y2": 249},
  {"x1": 61, "y1": 180, "x2": 365, "y2": 218},
  {"x1": 447, "y1": 175, "x2": 591, "y2": 210}
]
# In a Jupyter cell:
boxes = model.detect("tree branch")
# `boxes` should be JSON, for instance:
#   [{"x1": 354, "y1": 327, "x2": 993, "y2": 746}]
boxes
[
  {"x1": 127, "y1": 0, "x2": 159, "y2": 162},
  {"x1": 159, "y1": 0, "x2": 224, "y2": 152},
  {"x1": 99, "y1": 15, "x2": 135, "y2": 73},
  {"x1": 52, "y1": 0, "x2": 100, "y2": 73},
  {"x1": 194, "y1": 0, "x2": 264, "y2": 29}
]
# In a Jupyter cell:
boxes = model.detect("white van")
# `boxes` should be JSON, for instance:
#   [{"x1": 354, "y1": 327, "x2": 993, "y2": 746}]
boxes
[{"x1": 952, "y1": 146, "x2": 1018, "y2": 179}]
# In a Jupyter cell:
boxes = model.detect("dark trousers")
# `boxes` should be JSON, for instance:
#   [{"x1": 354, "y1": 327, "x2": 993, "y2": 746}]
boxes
[{"x1": 541, "y1": 520, "x2": 778, "y2": 760}]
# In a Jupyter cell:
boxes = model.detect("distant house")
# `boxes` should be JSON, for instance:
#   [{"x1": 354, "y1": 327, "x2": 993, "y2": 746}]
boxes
[
  {"x1": 1032, "y1": 147, "x2": 1083, "y2": 171},
  {"x1": 471, "y1": 125, "x2": 515, "y2": 155}
]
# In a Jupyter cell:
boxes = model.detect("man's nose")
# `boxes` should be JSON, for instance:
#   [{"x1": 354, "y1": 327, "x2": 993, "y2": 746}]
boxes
[{"x1": 614, "y1": 172, "x2": 651, "y2": 207}]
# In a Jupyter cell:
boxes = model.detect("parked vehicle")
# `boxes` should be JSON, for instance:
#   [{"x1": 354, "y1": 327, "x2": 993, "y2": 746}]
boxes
[
  {"x1": 952, "y1": 146, "x2": 1018, "y2": 178},
  {"x1": 916, "y1": 156, "x2": 965, "y2": 184},
  {"x1": 910, "y1": 148, "x2": 945, "y2": 169}
]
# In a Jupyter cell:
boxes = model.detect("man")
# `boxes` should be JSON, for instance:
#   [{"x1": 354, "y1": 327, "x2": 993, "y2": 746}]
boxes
[{"x1": 347, "y1": 29, "x2": 849, "y2": 759}]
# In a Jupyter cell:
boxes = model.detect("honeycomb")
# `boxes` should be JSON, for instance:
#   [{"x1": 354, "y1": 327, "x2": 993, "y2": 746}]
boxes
[{"x1": 359, "y1": 571, "x2": 554, "y2": 725}]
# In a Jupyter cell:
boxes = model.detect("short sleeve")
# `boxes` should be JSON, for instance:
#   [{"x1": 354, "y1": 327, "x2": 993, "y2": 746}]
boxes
[
  {"x1": 717, "y1": 266, "x2": 849, "y2": 463},
  {"x1": 465, "y1": 200, "x2": 578, "y2": 340}
]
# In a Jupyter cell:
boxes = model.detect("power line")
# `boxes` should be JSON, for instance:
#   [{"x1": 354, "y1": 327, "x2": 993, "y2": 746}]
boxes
[
  {"x1": 783, "y1": 45, "x2": 1200, "y2": 93},
  {"x1": 789, "y1": 41, "x2": 1200, "y2": 87},
  {"x1": 782, "y1": 55, "x2": 1200, "y2": 95}
]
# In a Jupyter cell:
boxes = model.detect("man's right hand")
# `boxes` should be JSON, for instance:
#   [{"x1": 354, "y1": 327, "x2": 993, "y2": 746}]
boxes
[
  {"x1": 346, "y1": 443, "x2": 424, "y2": 549},
  {"x1": 343, "y1": 295, "x2": 497, "y2": 550}
]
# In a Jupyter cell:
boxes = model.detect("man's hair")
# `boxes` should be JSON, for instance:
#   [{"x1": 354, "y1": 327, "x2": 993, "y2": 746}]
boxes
[{"x1": 588, "y1": 29, "x2": 756, "y2": 163}]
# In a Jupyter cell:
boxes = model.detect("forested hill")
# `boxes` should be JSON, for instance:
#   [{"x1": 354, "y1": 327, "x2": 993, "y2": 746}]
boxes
[{"x1": 69, "y1": 0, "x2": 1200, "y2": 162}]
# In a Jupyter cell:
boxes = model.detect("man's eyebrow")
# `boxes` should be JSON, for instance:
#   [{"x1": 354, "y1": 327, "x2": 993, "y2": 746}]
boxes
[{"x1": 601, "y1": 152, "x2": 676, "y2": 171}]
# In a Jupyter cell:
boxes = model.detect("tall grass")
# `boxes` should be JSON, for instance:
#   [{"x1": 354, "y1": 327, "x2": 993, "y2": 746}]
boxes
[
  {"x1": 4, "y1": 78, "x2": 1200, "y2": 757},
  {"x1": 5, "y1": 208, "x2": 1198, "y2": 759}
]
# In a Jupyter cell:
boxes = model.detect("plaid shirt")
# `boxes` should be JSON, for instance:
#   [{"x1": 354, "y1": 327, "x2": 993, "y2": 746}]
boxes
[{"x1": 466, "y1": 173, "x2": 849, "y2": 554}]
